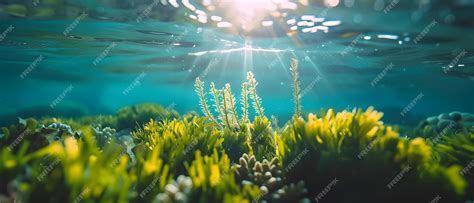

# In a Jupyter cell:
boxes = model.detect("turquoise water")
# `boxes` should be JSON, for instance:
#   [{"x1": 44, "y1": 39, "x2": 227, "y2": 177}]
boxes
[{"x1": 0, "y1": 0, "x2": 473, "y2": 126}]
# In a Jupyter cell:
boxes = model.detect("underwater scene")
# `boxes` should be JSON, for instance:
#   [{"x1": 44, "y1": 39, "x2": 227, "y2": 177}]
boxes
[{"x1": 1, "y1": 0, "x2": 474, "y2": 202}]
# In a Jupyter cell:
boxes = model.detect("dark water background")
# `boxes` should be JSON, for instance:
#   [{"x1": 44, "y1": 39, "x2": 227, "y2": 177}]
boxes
[{"x1": 0, "y1": 0, "x2": 473, "y2": 126}]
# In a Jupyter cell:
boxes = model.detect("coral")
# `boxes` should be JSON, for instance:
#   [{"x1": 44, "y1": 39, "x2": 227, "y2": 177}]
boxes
[
  {"x1": 233, "y1": 153, "x2": 309, "y2": 203},
  {"x1": 234, "y1": 153, "x2": 282, "y2": 191},
  {"x1": 92, "y1": 125, "x2": 116, "y2": 148},
  {"x1": 155, "y1": 175, "x2": 193, "y2": 203},
  {"x1": 268, "y1": 181, "x2": 309, "y2": 203}
]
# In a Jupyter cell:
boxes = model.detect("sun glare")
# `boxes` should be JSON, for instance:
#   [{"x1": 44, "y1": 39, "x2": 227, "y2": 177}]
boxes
[
  {"x1": 232, "y1": 0, "x2": 278, "y2": 14},
  {"x1": 213, "y1": 0, "x2": 296, "y2": 31}
]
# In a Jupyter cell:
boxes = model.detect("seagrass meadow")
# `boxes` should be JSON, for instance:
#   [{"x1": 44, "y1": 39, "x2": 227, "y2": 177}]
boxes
[
  {"x1": 1, "y1": 59, "x2": 474, "y2": 203},
  {"x1": 2, "y1": 0, "x2": 474, "y2": 203}
]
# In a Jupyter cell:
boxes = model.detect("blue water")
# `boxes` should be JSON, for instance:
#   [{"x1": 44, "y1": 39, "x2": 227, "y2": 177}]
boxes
[{"x1": 0, "y1": 0, "x2": 473, "y2": 126}]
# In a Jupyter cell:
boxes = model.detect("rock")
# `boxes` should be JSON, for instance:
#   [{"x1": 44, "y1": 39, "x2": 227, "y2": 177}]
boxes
[
  {"x1": 438, "y1": 113, "x2": 452, "y2": 121},
  {"x1": 462, "y1": 113, "x2": 474, "y2": 121},
  {"x1": 449, "y1": 111, "x2": 462, "y2": 122},
  {"x1": 464, "y1": 122, "x2": 474, "y2": 129},
  {"x1": 436, "y1": 119, "x2": 456, "y2": 132},
  {"x1": 30, "y1": 7, "x2": 55, "y2": 17},
  {"x1": 42, "y1": 0, "x2": 61, "y2": 6},
  {"x1": 3, "y1": 4, "x2": 28, "y2": 17},
  {"x1": 64, "y1": 6, "x2": 83, "y2": 18},
  {"x1": 165, "y1": 184, "x2": 178, "y2": 194},
  {"x1": 48, "y1": 122, "x2": 74, "y2": 134},
  {"x1": 426, "y1": 116, "x2": 438, "y2": 125},
  {"x1": 418, "y1": 112, "x2": 474, "y2": 137},
  {"x1": 93, "y1": 126, "x2": 116, "y2": 148},
  {"x1": 156, "y1": 175, "x2": 192, "y2": 203},
  {"x1": 174, "y1": 192, "x2": 187, "y2": 202}
]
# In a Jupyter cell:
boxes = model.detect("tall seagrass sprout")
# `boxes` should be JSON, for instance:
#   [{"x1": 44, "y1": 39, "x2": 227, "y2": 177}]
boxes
[
  {"x1": 194, "y1": 72, "x2": 265, "y2": 130},
  {"x1": 247, "y1": 72, "x2": 265, "y2": 118},
  {"x1": 290, "y1": 58, "x2": 301, "y2": 118},
  {"x1": 240, "y1": 82, "x2": 249, "y2": 124},
  {"x1": 195, "y1": 58, "x2": 302, "y2": 129}
]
